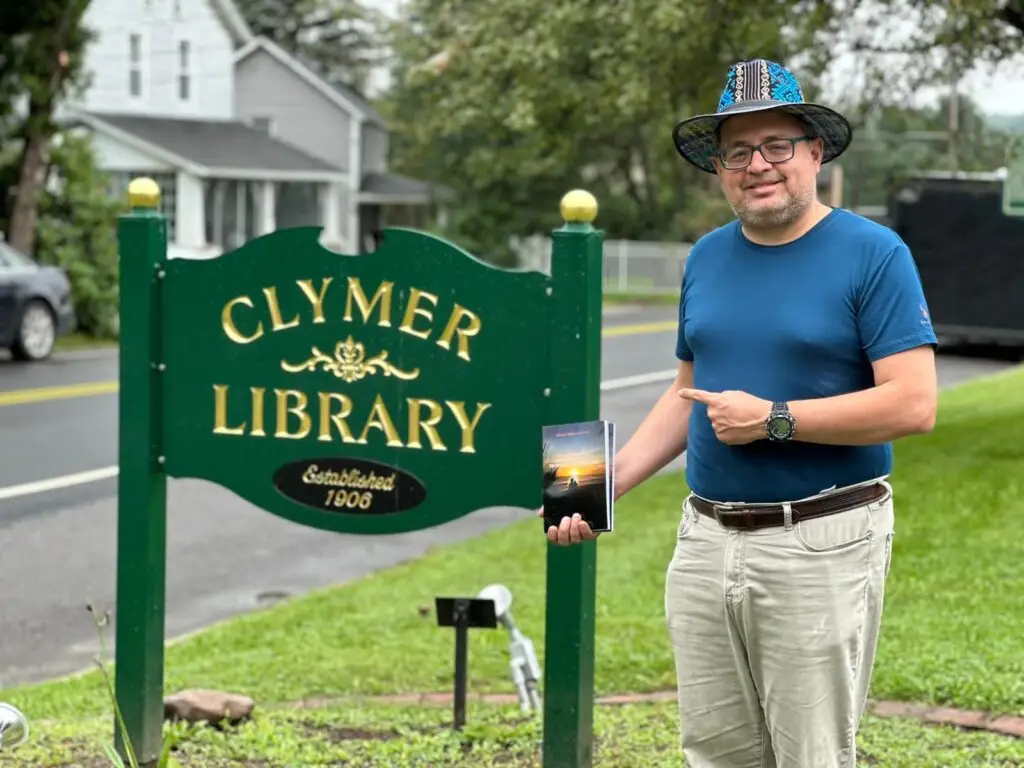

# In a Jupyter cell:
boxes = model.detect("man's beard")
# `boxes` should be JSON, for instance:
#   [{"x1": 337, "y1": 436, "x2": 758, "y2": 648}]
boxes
[{"x1": 730, "y1": 179, "x2": 815, "y2": 229}]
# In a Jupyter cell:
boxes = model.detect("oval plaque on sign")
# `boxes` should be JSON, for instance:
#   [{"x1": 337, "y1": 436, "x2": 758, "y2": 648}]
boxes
[{"x1": 273, "y1": 457, "x2": 427, "y2": 515}]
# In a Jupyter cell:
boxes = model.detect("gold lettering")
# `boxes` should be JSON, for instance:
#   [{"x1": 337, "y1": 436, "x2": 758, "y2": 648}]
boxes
[
  {"x1": 344, "y1": 277, "x2": 394, "y2": 327},
  {"x1": 399, "y1": 288, "x2": 438, "y2": 340},
  {"x1": 301, "y1": 465, "x2": 397, "y2": 492},
  {"x1": 406, "y1": 398, "x2": 447, "y2": 451},
  {"x1": 436, "y1": 304, "x2": 481, "y2": 362},
  {"x1": 221, "y1": 296, "x2": 264, "y2": 344},
  {"x1": 250, "y1": 387, "x2": 266, "y2": 436},
  {"x1": 446, "y1": 401, "x2": 491, "y2": 453},
  {"x1": 263, "y1": 286, "x2": 300, "y2": 332},
  {"x1": 274, "y1": 389, "x2": 312, "y2": 439},
  {"x1": 317, "y1": 392, "x2": 356, "y2": 443},
  {"x1": 357, "y1": 394, "x2": 404, "y2": 447},
  {"x1": 212, "y1": 384, "x2": 246, "y2": 435},
  {"x1": 296, "y1": 277, "x2": 333, "y2": 324}
]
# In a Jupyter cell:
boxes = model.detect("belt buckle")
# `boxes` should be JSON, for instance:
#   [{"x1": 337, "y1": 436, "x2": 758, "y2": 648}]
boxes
[
  {"x1": 712, "y1": 504, "x2": 736, "y2": 525},
  {"x1": 713, "y1": 504, "x2": 760, "y2": 529}
]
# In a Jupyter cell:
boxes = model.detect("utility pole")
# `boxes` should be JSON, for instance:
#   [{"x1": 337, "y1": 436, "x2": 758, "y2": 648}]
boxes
[{"x1": 948, "y1": 56, "x2": 960, "y2": 172}]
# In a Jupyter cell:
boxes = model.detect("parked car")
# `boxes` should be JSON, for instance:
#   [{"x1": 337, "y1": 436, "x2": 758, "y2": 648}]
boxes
[{"x1": 0, "y1": 241, "x2": 76, "y2": 361}]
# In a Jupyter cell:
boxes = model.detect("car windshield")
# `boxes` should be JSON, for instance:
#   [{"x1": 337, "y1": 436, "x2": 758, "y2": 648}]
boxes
[{"x1": 0, "y1": 242, "x2": 36, "y2": 269}]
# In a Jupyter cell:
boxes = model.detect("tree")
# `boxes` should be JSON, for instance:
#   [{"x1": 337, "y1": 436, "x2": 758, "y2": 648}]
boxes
[
  {"x1": 5, "y1": 0, "x2": 94, "y2": 257},
  {"x1": 381, "y1": 0, "x2": 1024, "y2": 262},
  {"x1": 235, "y1": 0, "x2": 385, "y2": 93},
  {"x1": 837, "y1": 95, "x2": 1014, "y2": 207},
  {"x1": 33, "y1": 131, "x2": 123, "y2": 338},
  {"x1": 811, "y1": 0, "x2": 1024, "y2": 101},
  {"x1": 381, "y1": 0, "x2": 837, "y2": 260}
]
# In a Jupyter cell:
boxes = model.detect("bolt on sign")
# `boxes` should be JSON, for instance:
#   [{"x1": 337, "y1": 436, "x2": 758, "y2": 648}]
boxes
[{"x1": 114, "y1": 178, "x2": 605, "y2": 768}]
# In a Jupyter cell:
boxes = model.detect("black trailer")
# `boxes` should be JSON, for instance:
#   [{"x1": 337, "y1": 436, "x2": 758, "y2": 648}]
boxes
[{"x1": 887, "y1": 170, "x2": 1024, "y2": 348}]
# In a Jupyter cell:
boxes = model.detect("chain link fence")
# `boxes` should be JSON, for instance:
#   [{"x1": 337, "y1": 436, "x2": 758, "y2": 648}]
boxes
[{"x1": 511, "y1": 235, "x2": 692, "y2": 294}]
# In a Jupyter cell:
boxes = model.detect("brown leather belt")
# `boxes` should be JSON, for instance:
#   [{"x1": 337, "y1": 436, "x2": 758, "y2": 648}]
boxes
[{"x1": 689, "y1": 482, "x2": 888, "y2": 530}]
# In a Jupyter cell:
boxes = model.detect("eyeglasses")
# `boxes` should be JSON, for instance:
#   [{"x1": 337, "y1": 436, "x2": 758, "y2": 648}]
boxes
[{"x1": 716, "y1": 136, "x2": 814, "y2": 170}]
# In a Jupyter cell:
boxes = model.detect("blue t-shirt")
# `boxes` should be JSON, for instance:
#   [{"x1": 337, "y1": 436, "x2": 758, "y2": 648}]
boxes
[{"x1": 676, "y1": 208, "x2": 938, "y2": 503}]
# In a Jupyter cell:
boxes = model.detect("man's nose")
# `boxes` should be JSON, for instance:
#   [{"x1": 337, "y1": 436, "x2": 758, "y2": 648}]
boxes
[{"x1": 747, "y1": 148, "x2": 773, "y2": 173}]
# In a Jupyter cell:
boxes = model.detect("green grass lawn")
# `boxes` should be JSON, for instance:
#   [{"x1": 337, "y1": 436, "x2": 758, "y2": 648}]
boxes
[
  {"x1": 2, "y1": 365, "x2": 1023, "y2": 766},
  {"x1": 54, "y1": 332, "x2": 117, "y2": 351}
]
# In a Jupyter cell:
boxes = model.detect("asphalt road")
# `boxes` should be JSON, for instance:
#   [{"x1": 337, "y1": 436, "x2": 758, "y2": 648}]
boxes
[{"x1": 0, "y1": 305, "x2": 1017, "y2": 688}]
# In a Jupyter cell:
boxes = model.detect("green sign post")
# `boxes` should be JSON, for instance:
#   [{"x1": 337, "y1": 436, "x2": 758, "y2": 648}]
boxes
[{"x1": 113, "y1": 178, "x2": 604, "y2": 766}]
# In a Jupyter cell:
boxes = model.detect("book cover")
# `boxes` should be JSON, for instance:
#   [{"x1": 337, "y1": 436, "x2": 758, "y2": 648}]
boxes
[{"x1": 541, "y1": 420, "x2": 615, "y2": 534}]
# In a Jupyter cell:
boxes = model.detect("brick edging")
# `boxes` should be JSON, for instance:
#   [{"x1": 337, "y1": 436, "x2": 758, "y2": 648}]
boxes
[
  {"x1": 870, "y1": 700, "x2": 1024, "y2": 739},
  {"x1": 285, "y1": 691, "x2": 1024, "y2": 739}
]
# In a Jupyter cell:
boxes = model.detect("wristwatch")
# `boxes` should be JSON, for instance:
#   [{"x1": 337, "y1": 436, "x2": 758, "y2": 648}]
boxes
[{"x1": 765, "y1": 401, "x2": 796, "y2": 442}]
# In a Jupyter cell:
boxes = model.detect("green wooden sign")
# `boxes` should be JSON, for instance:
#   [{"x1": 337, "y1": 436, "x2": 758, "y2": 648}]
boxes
[
  {"x1": 114, "y1": 178, "x2": 604, "y2": 767},
  {"x1": 162, "y1": 224, "x2": 551, "y2": 535},
  {"x1": 1003, "y1": 156, "x2": 1024, "y2": 218}
]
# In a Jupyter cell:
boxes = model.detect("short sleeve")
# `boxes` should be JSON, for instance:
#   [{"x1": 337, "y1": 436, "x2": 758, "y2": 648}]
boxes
[
  {"x1": 856, "y1": 243, "x2": 939, "y2": 362},
  {"x1": 676, "y1": 255, "x2": 694, "y2": 361}
]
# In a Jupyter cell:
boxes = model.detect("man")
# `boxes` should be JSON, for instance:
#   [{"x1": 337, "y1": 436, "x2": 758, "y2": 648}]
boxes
[{"x1": 542, "y1": 59, "x2": 938, "y2": 767}]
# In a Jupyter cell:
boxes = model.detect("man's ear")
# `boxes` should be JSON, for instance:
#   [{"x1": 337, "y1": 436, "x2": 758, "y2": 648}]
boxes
[{"x1": 812, "y1": 137, "x2": 825, "y2": 163}]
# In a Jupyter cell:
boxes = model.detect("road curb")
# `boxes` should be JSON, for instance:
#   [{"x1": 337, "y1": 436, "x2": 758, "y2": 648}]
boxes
[{"x1": 280, "y1": 691, "x2": 1024, "y2": 739}]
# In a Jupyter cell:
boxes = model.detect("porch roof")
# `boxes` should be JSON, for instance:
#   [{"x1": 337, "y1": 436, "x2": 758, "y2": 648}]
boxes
[
  {"x1": 73, "y1": 111, "x2": 346, "y2": 182},
  {"x1": 360, "y1": 172, "x2": 454, "y2": 204}
]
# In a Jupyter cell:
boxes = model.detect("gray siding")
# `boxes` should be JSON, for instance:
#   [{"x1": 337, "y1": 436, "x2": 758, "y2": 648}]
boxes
[
  {"x1": 234, "y1": 49, "x2": 351, "y2": 171},
  {"x1": 360, "y1": 123, "x2": 389, "y2": 175}
]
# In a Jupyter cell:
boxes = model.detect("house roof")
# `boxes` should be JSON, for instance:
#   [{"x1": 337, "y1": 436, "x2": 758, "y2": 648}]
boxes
[
  {"x1": 211, "y1": 0, "x2": 254, "y2": 45},
  {"x1": 234, "y1": 36, "x2": 388, "y2": 129},
  {"x1": 73, "y1": 111, "x2": 346, "y2": 181},
  {"x1": 360, "y1": 172, "x2": 454, "y2": 203}
]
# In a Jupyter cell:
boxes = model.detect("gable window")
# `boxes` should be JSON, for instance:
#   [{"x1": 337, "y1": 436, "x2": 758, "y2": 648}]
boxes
[
  {"x1": 128, "y1": 33, "x2": 142, "y2": 97},
  {"x1": 178, "y1": 40, "x2": 191, "y2": 101}
]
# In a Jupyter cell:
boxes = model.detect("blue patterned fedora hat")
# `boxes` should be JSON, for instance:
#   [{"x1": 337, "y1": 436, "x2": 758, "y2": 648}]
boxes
[{"x1": 672, "y1": 59, "x2": 853, "y2": 174}]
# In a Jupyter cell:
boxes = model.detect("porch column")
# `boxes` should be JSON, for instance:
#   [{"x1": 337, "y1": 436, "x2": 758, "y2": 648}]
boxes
[
  {"x1": 175, "y1": 171, "x2": 204, "y2": 248},
  {"x1": 321, "y1": 181, "x2": 342, "y2": 248},
  {"x1": 260, "y1": 181, "x2": 275, "y2": 235}
]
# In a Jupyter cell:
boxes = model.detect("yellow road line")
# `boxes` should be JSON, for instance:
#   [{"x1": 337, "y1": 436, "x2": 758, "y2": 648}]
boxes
[
  {"x1": 0, "y1": 380, "x2": 119, "y2": 407},
  {"x1": 0, "y1": 321, "x2": 676, "y2": 407},
  {"x1": 602, "y1": 320, "x2": 676, "y2": 337}
]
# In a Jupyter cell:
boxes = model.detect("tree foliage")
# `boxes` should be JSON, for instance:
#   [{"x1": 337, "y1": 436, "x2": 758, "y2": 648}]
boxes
[
  {"x1": 818, "y1": 0, "x2": 1024, "y2": 94},
  {"x1": 380, "y1": 0, "x2": 1024, "y2": 261},
  {"x1": 841, "y1": 94, "x2": 1015, "y2": 207},
  {"x1": 0, "y1": 1, "x2": 118, "y2": 337},
  {"x1": 381, "y1": 0, "x2": 844, "y2": 258},
  {"x1": 2, "y1": 0, "x2": 95, "y2": 255},
  {"x1": 34, "y1": 132, "x2": 123, "y2": 338}
]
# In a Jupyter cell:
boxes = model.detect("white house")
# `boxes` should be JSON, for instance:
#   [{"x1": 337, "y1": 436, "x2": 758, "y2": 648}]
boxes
[{"x1": 64, "y1": 0, "x2": 442, "y2": 255}]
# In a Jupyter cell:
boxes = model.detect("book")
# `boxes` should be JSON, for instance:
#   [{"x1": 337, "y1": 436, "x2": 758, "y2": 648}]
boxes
[{"x1": 541, "y1": 420, "x2": 616, "y2": 534}]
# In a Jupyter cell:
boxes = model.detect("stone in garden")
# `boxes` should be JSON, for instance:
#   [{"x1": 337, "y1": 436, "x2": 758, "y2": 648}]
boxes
[{"x1": 163, "y1": 689, "x2": 254, "y2": 727}]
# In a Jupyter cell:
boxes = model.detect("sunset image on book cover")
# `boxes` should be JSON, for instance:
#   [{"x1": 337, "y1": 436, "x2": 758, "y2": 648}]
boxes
[{"x1": 541, "y1": 420, "x2": 615, "y2": 533}]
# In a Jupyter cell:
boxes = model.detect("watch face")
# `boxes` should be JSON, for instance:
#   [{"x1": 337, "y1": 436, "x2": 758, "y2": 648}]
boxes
[{"x1": 769, "y1": 416, "x2": 792, "y2": 437}]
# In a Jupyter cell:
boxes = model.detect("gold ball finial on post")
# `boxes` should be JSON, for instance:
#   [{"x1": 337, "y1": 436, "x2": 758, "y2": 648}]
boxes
[
  {"x1": 128, "y1": 177, "x2": 161, "y2": 209},
  {"x1": 560, "y1": 189, "x2": 598, "y2": 224}
]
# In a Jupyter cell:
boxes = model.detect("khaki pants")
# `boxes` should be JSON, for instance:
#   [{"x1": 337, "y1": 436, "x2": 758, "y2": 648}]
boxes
[{"x1": 664, "y1": 483, "x2": 895, "y2": 768}]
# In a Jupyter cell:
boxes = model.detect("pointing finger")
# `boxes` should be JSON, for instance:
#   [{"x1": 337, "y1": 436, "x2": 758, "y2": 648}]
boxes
[{"x1": 678, "y1": 387, "x2": 716, "y2": 404}]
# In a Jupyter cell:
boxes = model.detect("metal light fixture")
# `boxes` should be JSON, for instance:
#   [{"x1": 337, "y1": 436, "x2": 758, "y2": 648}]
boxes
[
  {"x1": 0, "y1": 703, "x2": 28, "y2": 750},
  {"x1": 477, "y1": 584, "x2": 542, "y2": 712}
]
